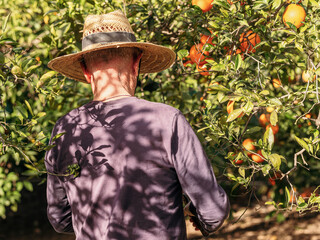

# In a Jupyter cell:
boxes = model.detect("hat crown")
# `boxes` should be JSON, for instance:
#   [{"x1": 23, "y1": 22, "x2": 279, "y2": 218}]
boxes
[{"x1": 83, "y1": 10, "x2": 134, "y2": 38}]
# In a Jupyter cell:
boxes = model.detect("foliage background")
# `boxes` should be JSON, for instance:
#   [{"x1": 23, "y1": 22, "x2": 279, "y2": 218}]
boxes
[{"x1": 0, "y1": 0, "x2": 319, "y2": 223}]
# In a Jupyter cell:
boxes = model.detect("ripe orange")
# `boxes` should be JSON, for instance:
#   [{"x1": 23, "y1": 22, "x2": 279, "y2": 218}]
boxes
[
  {"x1": 268, "y1": 172, "x2": 282, "y2": 185},
  {"x1": 251, "y1": 149, "x2": 264, "y2": 163},
  {"x1": 259, "y1": 113, "x2": 270, "y2": 127},
  {"x1": 272, "y1": 78, "x2": 282, "y2": 88},
  {"x1": 227, "y1": 100, "x2": 244, "y2": 118},
  {"x1": 192, "y1": 0, "x2": 214, "y2": 12},
  {"x1": 305, "y1": 113, "x2": 312, "y2": 118},
  {"x1": 302, "y1": 70, "x2": 315, "y2": 83},
  {"x1": 196, "y1": 64, "x2": 210, "y2": 76},
  {"x1": 283, "y1": 4, "x2": 306, "y2": 29},
  {"x1": 266, "y1": 124, "x2": 279, "y2": 135},
  {"x1": 239, "y1": 30, "x2": 261, "y2": 53},
  {"x1": 266, "y1": 107, "x2": 274, "y2": 113},
  {"x1": 300, "y1": 187, "x2": 312, "y2": 198},
  {"x1": 234, "y1": 159, "x2": 244, "y2": 165},
  {"x1": 242, "y1": 138, "x2": 255, "y2": 156},
  {"x1": 200, "y1": 31, "x2": 215, "y2": 45},
  {"x1": 227, "y1": 48, "x2": 244, "y2": 59},
  {"x1": 189, "y1": 43, "x2": 209, "y2": 65}
]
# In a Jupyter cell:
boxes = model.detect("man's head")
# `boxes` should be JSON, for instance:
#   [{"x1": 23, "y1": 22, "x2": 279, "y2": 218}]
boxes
[
  {"x1": 48, "y1": 10, "x2": 175, "y2": 83},
  {"x1": 80, "y1": 47, "x2": 142, "y2": 96},
  {"x1": 81, "y1": 47, "x2": 142, "y2": 77}
]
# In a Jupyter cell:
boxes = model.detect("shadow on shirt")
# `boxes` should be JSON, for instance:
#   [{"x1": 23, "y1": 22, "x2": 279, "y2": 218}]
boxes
[{"x1": 45, "y1": 100, "x2": 228, "y2": 239}]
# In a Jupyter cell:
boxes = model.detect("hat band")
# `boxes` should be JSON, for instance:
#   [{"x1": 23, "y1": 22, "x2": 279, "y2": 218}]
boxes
[{"x1": 82, "y1": 32, "x2": 137, "y2": 50}]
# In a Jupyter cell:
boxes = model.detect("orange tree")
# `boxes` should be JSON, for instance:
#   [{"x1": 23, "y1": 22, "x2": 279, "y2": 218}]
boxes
[{"x1": 0, "y1": 0, "x2": 319, "y2": 219}]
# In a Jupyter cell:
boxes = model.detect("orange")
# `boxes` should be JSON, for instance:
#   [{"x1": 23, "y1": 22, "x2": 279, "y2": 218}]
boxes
[
  {"x1": 200, "y1": 31, "x2": 215, "y2": 45},
  {"x1": 283, "y1": 4, "x2": 306, "y2": 29},
  {"x1": 266, "y1": 107, "x2": 274, "y2": 113},
  {"x1": 300, "y1": 187, "x2": 312, "y2": 198},
  {"x1": 305, "y1": 113, "x2": 312, "y2": 118},
  {"x1": 200, "y1": 34, "x2": 215, "y2": 45},
  {"x1": 227, "y1": 100, "x2": 244, "y2": 118},
  {"x1": 196, "y1": 64, "x2": 210, "y2": 76},
  {"x1": 242, "y1": 138, "x2": 255, "y2": 157},
  {"x1": 251, "y1": 150, "x2": 264, "y2": 163},
  {"x1": 259, "y1": 113, "x2": 270, "y2": 127},
  {"x1": 192, "y1": 0, "x2": 214, "y2": 12},
  {"x1": 227, "y1": 48, "x2": 244, "y2": 59},
  {"x1": 239, "y1": 30, "x2": 261, "y2": 53},
  {"x1": 266, "y1": 124, "x2": 279, "y2": 135},
  {"x1": 189, "y1": 43, "x2": 209, "y2": 65},
  {"x1": 43, "y1": 15, "x2": 49, "y2": 24},
  {"x1": 35, "y1": 56, "x2": 41, "y2": 62},
  {"x1": 234, "y1": 159, "x2": 244, "y2": 165},
  {"x1": 302, "y1": 70, "x2": 315, "y2": 82},
  {"x1": 272, "y1": 78, "x2": 282, "y2": 88},
  {"x1": 268, "y1": 172, "x2": 282, "y2": 185}
]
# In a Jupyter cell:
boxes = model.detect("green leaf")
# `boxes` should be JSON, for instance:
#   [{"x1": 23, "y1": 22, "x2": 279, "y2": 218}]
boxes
[
  {"x1": 210, "y1": 63, "x2": 226, "y2": 72},
  {"x1": 269, "y1": 98, "x2": 282, "y2": 106},
  {"x1": 309, "y1": 0, "x2": 319, "y2": 6},
  {"x1": 217, "y1": 91, "x2": 225, "y2": 103},
  {"x1": 272, "y1": 0, "x2": 281, "y2": 9},
  {"x1": 56, "y1": 22, "x2": 71, "y2": 38},
  {"x1": 7, "y1": 172, "x2": 18, "y2": 182},
  {"x1": 51, "y1": 132, "x2": 66, "y2": 142},
  {"x1": 270, "y1": 111, "x2": 278, "y2": 126},
  {"x1": 238, "y1": 167, "x2": 245, "y2": 178},
  {"x1": 227, "y1": 109, "x2": 243, "y2": 122},
  {"x1": 294, "y1": 136, "x2": 309, "y2": 151},
  {"x1": 24, "y1": 100, "x2": 33, "y2": 116},
  {"x1": 2, "y1": 12, "x2": 11, "y2": 33},
  {"x1": 208, "y1": 84, "x2": 230, "y2": 92},
  {"x1": 177, "y1": 49, "x2": 189, "y2": 60},
  {"x1": 246, "y1": 126, "x2": 262, "y2": 134},
  {"x1": 36, "y1": 112, "x2": 46, "y2": 118},
  {"x1": 23, "y1": 181, "x2": 33, "y2": 192},
  {"x1": 37, "y1": 71, "x2": 57, "y2": 88},
  {"x1": 226, "y1": 173, "x2": 237, "y2": 181},
  {"x1": 264, "y1": 127, "x2": 274, "y2": 151},
  {"x1": 262, "y1": 164, "x2": 271, "y2": 176},
  {"x1": 269, "y1": 153, "x2": 282, "y2": 170},
  {"x1": 265, "y1": 201, "x2": 276, "y2": 206},
  {"x1": 235, "y1": 54, "x2": 243, "y2": 70},
  {"x1": 26, "y1": 63, "x2": 40, "y2": 73},
  {"x1": 243, "y1": 101, "x2": 254, "y2": 113},
  {"x1": 16, "y1": 106, "x2": 28, "y2": 119}
]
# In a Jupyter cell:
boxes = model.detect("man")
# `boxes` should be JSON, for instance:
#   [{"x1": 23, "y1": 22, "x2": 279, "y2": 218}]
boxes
[{"x1": 45, "y1": 10, "x2": 229, "y2": 240}]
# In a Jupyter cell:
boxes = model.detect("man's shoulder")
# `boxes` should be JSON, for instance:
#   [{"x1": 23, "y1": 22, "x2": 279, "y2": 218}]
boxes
[
  {"x1": 53, "y1": 103, "x2": 88, "y2": 129},
  {"x1": 134, "y1": 98, "x2": 180, "y2": 115}
]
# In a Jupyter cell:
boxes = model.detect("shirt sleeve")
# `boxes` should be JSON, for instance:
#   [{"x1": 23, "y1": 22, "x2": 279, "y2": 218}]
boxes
[
  {"x1": 171, "y1": 111, "x2": 230, "y2": 233},
  {"x1": 45, "y1": 127, "x2": 74, "y2": 234}
]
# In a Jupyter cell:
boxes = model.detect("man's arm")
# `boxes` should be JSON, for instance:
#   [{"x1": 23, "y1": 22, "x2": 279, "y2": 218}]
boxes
[
  {"x1": 171, "y1": 112, "x2": 230, "y2": 234},
  {"x1": 46, "y1": 172, "x2": 74, "y2": 233},
  {"x1": 45, "y1": 135, "x2": 74, "y2": 234}
]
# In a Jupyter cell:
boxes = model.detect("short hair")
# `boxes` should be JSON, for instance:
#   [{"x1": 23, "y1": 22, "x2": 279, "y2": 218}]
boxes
[{"x1": 82, "y1": 47, "x2": 142, "y2": 71}]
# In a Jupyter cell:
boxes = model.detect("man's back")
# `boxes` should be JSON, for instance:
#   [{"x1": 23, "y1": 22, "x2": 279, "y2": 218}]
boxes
[{"x1": 45, "y1": 97, "x2": 229, "y2": 240}]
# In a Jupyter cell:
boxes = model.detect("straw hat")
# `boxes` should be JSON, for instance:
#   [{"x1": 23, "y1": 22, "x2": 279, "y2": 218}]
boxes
[{"x1": 48, "y1": 10, "x2": 176, "y2": 83}]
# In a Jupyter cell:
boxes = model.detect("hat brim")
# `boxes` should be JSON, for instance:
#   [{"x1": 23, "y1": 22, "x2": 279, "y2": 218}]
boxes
[{"x1": 48, "y1": 42, "x2": 176, "y2": 83}]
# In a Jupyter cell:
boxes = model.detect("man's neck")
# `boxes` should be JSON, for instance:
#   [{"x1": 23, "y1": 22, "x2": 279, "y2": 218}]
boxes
[{"x1": 91, "y1": 70, "x2": 135, "y2": 102}]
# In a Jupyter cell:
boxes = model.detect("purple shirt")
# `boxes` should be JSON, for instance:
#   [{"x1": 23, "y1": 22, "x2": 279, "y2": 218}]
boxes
[{"x1": 45, "y1": 97, "x2": 229, "y2": 240}]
